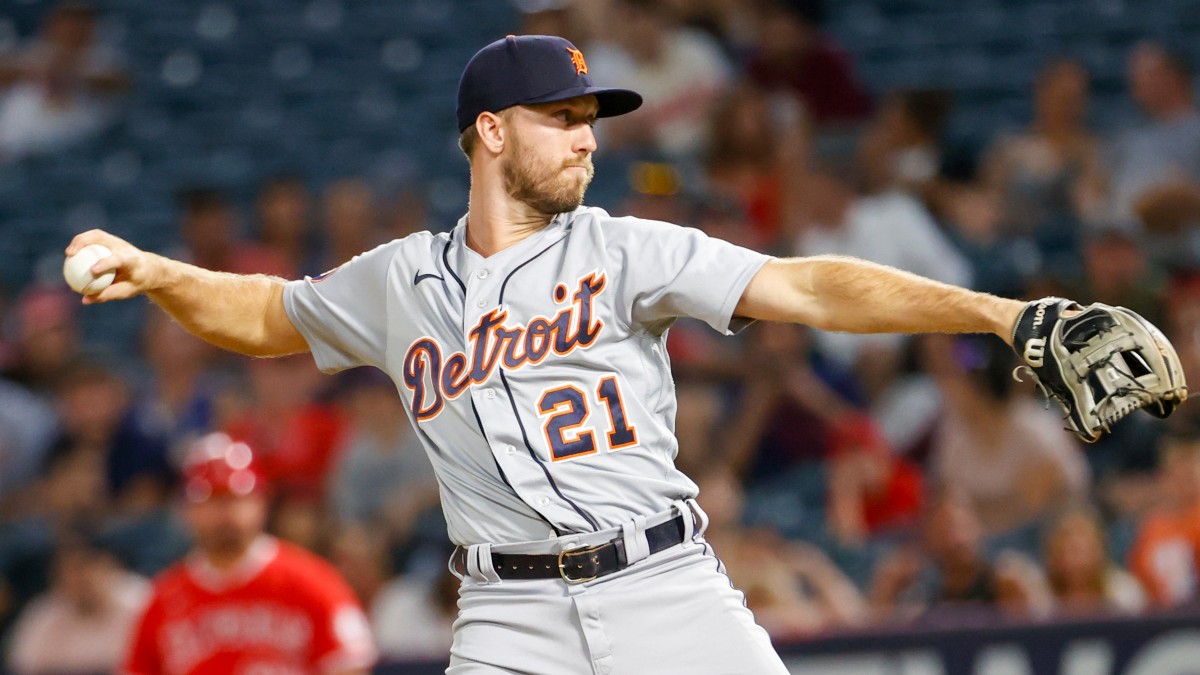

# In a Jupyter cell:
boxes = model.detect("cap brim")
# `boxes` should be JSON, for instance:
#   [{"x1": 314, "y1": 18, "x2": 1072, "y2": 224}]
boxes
[{"x1": 521, "y1": 86, "x2": 643, "y2": 119}]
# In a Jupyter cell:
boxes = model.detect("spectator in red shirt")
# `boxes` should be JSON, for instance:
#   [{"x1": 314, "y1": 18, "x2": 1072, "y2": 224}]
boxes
[
  {"x1": 224, "y1": 355, "x2": 346, "y2": 499},
  {"x1": 123, "y1": 433, "x2": 375, "y2": 675},
  {"x1": 745, "y1": 0, "x2": 872, "y2": 128}
]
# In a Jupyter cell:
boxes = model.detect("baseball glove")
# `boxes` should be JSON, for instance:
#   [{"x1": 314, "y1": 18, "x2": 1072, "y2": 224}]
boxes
[{"x1": 1010, "y1": 297, "x2": 1188, "y2": 443}]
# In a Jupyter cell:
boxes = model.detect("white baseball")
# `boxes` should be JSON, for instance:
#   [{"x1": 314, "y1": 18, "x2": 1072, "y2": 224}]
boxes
[{"x1": 63, "y1": 243, "x2": 116, "y2": 295}]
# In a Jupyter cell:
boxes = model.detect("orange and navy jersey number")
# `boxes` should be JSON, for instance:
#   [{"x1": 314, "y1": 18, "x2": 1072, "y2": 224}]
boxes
[
  {"x1": 538, "y1": 375, "x2": 638, "y2": 461},
  {"x1": 539, "y1": 386, "x2": 596, "y2": 461}
]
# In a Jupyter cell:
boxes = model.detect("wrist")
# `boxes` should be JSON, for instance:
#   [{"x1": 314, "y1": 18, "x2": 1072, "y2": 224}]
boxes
[
  {"x1": 990, "y1": 297, "x2": 1026, "y2": 345},
  {"x1": 144, "y1": 253, "x2": 180, "y2": 294}
]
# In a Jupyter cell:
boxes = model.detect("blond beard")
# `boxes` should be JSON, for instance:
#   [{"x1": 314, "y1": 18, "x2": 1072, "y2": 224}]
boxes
[{"x1": 502, "y1": 130, "x2": 594, "y2": 216}]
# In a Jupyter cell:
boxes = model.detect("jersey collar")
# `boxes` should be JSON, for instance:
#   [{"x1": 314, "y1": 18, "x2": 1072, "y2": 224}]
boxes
[
  {"x1": 185, "y1": 535, "x2": 280, "y2": 593},
  {"x1": 451, "y1": 210, "x2": 573, "y2": 277}
]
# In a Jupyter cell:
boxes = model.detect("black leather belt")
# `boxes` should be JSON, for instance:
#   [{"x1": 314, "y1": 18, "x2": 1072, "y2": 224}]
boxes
[{"x1": 479, "y1": 514, "x2": 687, "y2": 584}]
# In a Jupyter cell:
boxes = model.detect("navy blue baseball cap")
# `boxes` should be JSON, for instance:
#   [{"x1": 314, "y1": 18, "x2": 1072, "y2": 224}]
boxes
[{"x1": 456, "y1": 35, "x2": 643, "y2": 133}]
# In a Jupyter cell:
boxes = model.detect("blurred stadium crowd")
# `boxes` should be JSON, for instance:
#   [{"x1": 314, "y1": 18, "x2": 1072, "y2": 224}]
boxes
[{"x1": 1, "y1": 0, "x2": 1200, "y2": 671}]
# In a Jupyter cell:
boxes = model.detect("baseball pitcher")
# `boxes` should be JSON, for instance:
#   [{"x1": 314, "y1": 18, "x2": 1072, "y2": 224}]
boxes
[{"x1": 73, "y1": 35, "x2": 1183, "y2": 674}]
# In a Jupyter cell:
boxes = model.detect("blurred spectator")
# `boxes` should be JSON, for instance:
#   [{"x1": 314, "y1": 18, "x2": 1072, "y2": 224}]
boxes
[
  {"x1": 789, "y1": 168, "x2": 969, "y2": 385},
  {"x1": 1066, "y1": 225, "x2": 1165, "y2": 333},
  {"x1": 587, "y1": 0, "x2": 733, "y2": 160},
  {"x1": 699, "y1": 470, "x2": 867, "y2": 639},
  {"x1": 980, "y1": 60, "x2": 1107, "y2": 246},
  {"x1": 328, "y1": 525, "x2": 390, "y2": 611},
  {"x1": 1, "y1": 287, "x2": 80, "y2": 395},
  {"x1": 0, "y1": 441, "x2": 110, "y2": 624},
  {"x1": 124, "y1": 433, "x2": 376, "y2": 674},
  {"x1": 1128, "y1": 435, "x2": 1200, "y2": 607},
  {"x1": 936, "y1": 183, "x2": 1036, "y2": 297},
  {"x1": 722, "y1": 323, "x2": 854, "y2": 483},
  {"x1": 825, "y1": 414, "x2": 924, "y2": 546},
  {"x1": 1166, "y1": 276, "x2": 1200, "y2": 435},
  {"x1": 1042, "y1": 507, "x2": 1145, "y2": 617},
  {"x1": 658, "y1": 0, "x2": 759, "y2": 49},
  {"x1": 176, "y1": 188, "x2": 294, "y2": 278},
  {"x1": 0, "y1": 2, "x2": 130, "y2": 162},
  {"x1": 129, "y1": 311, "x2": 224, "y2": 465},
  {"x1": 372, "y1": 565, "x2": 458, "y2": 661},
  {"x1": 0, "y1": 378, "x2": 57, "y2": 513},
  {"x1": 31, "y1": 437, "x2": 108, "y2": 530},
  {"x1": 858, "y1": 89, "x2": 954, "y2": 202},
  {"x1": 790, "y1": 171, "x2": 969, "y2": 293},
  {"x1": 870, "y1": 489, "x2": 1040, "y2": 620},
  {"x1": 320, "y1": 178, "x2": 383, "y2": 274},
  {"x1": 745, "y1": 0, "x2": 871, "y2": 127},
  {"x1": 269, "y1": 492, "x2": 330, "y2": 555},
  {"x1": 7, "y1": 535, "x2": 148, "y2": 675},
  {"x1": 703, "y1": 82, "x2": 788, "y2": 246},
  {"x1": 257, "y1": 175, "x2": 316, "y2": 275},
  {"x1": 1110, "y1": 43, "x2": 1200, "y2": 229},
  {"x1": 47, "y1": 361, "x2": 175, "y2": 514},
  {"x1": 925, "y1": 335, "x2": 1088, "y2": 535},
  {"x1": 722, "y1": 324, "x2": 922, "y2": 545},
  {"x1": 518, "y1": 2, "x2": 589, "y2": 46},
  {"x1": 225, "y1": 355, "x2": 345, "y2": 500},
  {"x1": 671, "y1": 383, "x2": 723, "y2": 476},
  {"x1": 329, "y1": 370, "x2": 437, "y2": 539}
]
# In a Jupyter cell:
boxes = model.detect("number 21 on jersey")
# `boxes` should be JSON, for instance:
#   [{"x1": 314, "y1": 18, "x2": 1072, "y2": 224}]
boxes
[{"x1": 537, "y1": 375, "x2": 638, "y2": 461}]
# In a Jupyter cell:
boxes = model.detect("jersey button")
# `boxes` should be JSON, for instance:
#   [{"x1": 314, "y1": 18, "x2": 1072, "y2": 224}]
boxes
[
  {"x1": 504, "y1": 444, "x2": 515, "y2": 455},
  {"x1": 477, "y1": 269, "x2": 490, "y2": 279},
  {"x1": 484, "y1": 388, "x2": 497, "y2": 400},
  {"x1": 537, "y1": 497, "x2": 550, "y2": 507},
  {"x1": 476, "y1": 299, "x2": 487, "y2": 308}
]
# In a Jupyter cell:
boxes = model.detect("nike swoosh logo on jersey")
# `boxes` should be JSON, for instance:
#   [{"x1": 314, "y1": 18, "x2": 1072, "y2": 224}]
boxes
[{"x1": 414, "y1": 270, "x2": 444, "y2": 286}]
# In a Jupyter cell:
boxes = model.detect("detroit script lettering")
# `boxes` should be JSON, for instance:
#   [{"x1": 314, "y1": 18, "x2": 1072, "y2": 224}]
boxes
[{"x1": 403, "y1": 273, "x2": 606, "y2": 420}]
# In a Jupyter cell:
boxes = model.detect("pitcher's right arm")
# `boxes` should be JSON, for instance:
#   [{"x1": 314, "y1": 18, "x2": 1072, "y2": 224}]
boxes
[{"x1": 67, "y1": 229, "x2": 309, "y2": 358}]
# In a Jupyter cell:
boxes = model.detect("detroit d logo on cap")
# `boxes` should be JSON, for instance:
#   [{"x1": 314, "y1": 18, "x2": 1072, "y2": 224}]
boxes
[{"x1": 565, "y1": 47, "x2": 588, "y2": 75}]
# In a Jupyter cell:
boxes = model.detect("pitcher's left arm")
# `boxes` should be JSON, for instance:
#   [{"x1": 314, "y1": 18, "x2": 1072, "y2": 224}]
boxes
[{"x1": 735, "y1": 255, "x2": 1023, "y2": 341}]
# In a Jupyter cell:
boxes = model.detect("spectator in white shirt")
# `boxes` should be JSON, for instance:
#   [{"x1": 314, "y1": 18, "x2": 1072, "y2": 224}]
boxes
[
  {"x1": 1109, "y1": 43, "x2": 1200, "y2": 229},
  {"x1": 0, "y1": 2, "x2": 130, "y2": 161},
  {"x1": 586, "y1": 0, "x2": 732, "y2": 161},
  {"x1": 371, "y1": 568, "x2": 458, "y2": 662},
  {"x1": 7, "y1": 537, "x2": 149, "y2": 675}
]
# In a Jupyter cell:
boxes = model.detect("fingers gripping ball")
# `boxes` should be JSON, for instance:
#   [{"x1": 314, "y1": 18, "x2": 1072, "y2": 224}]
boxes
[
  {"x1": 63, "y1": 243, "x2": 116, "y2": 295},
  {"x1": 1011, "y1": 297, "x2": 1188, "y2": 443}
]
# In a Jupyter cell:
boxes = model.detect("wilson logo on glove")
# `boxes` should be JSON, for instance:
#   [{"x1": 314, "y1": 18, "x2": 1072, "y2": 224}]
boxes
[{"x1": 1023, "y1": 338, "x2": 1047, "y2": 368}]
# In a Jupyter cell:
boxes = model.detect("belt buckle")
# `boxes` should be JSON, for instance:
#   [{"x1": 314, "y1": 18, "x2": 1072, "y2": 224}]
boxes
[{"x1": 557, "y1": 544, "x2": 604, "y2": 584}]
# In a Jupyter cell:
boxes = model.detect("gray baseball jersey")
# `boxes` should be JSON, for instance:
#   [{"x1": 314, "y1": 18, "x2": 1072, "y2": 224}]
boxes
[{"x1": 284, "y1": 205, "x2": 770, "y2": 546}]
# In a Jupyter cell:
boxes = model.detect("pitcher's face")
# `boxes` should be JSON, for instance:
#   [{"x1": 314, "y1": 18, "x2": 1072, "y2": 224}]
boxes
[{"x1": 501, "y1": 96, "x2": 599, "y2": 216}]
